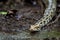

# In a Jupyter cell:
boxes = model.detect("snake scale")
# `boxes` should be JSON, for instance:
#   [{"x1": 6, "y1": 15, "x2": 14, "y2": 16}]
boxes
[{"x1": 29, "y1": 0, "x2": 56, "y2": 31}]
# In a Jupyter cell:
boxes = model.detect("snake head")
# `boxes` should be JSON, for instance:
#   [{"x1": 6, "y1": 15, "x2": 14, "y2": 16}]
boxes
[{"x1": 29, "y1": 25, "x2": 40, "y2": 31}]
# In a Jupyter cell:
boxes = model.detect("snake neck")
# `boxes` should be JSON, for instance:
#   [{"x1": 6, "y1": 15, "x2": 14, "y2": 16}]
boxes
[{"x1": 30, "y1": 0, "x2": 56, "y2": 31}]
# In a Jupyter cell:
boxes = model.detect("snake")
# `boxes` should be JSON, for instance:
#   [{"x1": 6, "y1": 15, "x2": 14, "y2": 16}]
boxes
[
  {"x1": 0, "y1": 0, "x2": 56, "y2": 32},
  {"x1": 29, "y1": 0, "x2": 56, "y2": 31}
]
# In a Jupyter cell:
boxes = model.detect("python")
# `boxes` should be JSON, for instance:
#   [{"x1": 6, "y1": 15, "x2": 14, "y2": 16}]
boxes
[{"x1": 29, "y1": 0, "x2": 56, "y2": 31}]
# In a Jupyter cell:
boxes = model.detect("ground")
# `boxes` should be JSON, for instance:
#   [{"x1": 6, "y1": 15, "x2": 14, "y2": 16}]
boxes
[{"x1": 0, "y1": 0, "x2": 60, "y2": 40}]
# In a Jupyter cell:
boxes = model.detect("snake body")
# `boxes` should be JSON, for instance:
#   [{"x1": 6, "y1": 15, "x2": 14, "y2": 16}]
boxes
[{"x1": 29, "y1": 0, "x2": 56, "y2": 31}]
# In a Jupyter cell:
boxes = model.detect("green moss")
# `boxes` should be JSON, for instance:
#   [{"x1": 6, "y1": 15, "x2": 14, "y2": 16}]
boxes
[
  {"x1": 39, "y1": 30, "x2": 60, "y2": 38},
  {"x1": 48, "y1": 31, "x2": 60, "y2": 37},
  {"x1": 0, "y1": 12, "x2": 8, "y2": 15}
]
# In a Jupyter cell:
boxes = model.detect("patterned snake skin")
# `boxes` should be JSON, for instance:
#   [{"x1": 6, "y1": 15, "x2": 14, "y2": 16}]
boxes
[{"x1": 29, "y1": 0, "x2": 56, "y2": 31}]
